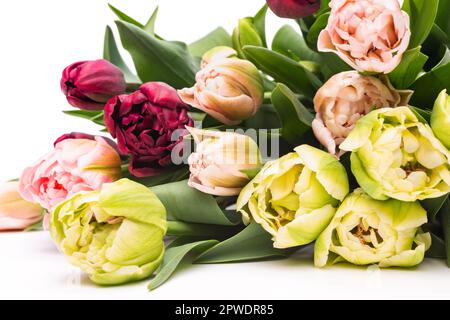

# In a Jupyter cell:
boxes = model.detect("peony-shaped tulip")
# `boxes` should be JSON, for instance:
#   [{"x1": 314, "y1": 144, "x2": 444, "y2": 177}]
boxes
[
  {"x1": 0, "y1": 182, "x2": 43, "y2": 231},
  {"x1": 312, "y1": 71, "x2": 411, "y2": 156},
  {"x1": 50, "y1": 179, "x2": 166, "y2": 285},
  {"x1": 315, "y1": 189, "x2": 431, "y2": 268},
  {"x1": 178, "y1": 49, "x2": 264, "y2": 125},
  {"x1": 201, "y1": 46, "x2": 238, "y2": 68},
  {"x1": 19, "y1": 136, "x2": 122, "y2": 211},
  {"x1": 267, "y1": 0, "x2": 321, "y2": 19},
  {"x1": 340, "y1": 107, "x2": 450, "y2": 202},
  {"x1": 105, "y1": 82, "x2": 193, "y2": 177},
  {"x1": 431, "y1": 90, "x2": 450, "y2": 149},
  {"x1": 237, "y1": 145, "x2": 349, "y2": 248},
  {"x1": 318, "y1": 0, "x2": 411, "y2": 73},
  {"x1": 187, "y1": 127, "x2": 262, "y2": 196},
  {"x1": 61, "y1": 59, "x2": 126, "y2": 110}
]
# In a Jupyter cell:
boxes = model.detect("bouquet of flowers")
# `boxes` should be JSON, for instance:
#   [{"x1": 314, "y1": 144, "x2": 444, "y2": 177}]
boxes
[{"x1": 1, "y1": 0, "x2": 449, "y2": 290}]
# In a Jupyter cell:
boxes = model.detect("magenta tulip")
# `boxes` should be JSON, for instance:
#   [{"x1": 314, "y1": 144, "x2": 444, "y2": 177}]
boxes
[
  {"x1": 104, "y1": 82, "x2": 193, "y2": 177},
  {"x1": 267, "y1": 0, "x2": 321, "y2": 19},
  {"x1": 61, "y1": 59, "x2": 126, "y2": 110}
]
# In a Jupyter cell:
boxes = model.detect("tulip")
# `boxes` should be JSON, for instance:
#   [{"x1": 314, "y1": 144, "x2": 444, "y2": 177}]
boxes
[
  {"x1": 340, "y1": 107, "x2": 450, "y2": 202},
  {"x1": 312, "y1": 71, "x2": 412, "y2": 156},
  {"x1": 53, "y1": 132, "x2": 121, "y2": 154},
  {"x1": 232, "y1": 18, "x2": 263, "y2": 59},
  {"x1": 19, "y1": 136, "x2": 122, "y2": 210},
  {"x1": 201, "y1": 46, "x2": 238, "y2": 68},
  {"x1": 50, "y1": 179, "x2": 167, "y2": 285},
  {"x1": 104, "y1": 82, "x2": 193, "y2": 178},
  {"x1": 267, "y1": 0, "x2": 321, "y2": 19},
  {"x1": 237, "y1": 145, "x2": 349, "y2": 248},
  {"x1": 0, "y1": 182, "x2": 43, "y2": 231},
  {"x1": 187, "y1": 127, "x2": 262, "y2": 196},
  {"x1": 61, "y1": 59, "x2": 126, "y2": 110},
  {"x1": 431, "y1": 90, "x2": 450, "y2": 149},
  {"x1": 179, "y1": 50, "x2": 264, "y2": 125},
  {"x1": 318, "y1": 0, "x2": 410, "y2": 73},
  {"x1": 315, "y1": 189, "x2": 431, "y2": 268}
]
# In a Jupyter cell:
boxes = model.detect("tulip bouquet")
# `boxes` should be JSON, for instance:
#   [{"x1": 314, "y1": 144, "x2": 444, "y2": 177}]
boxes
[{"x1": 2, "y1": 0, "x2": 450, "y2": 290}]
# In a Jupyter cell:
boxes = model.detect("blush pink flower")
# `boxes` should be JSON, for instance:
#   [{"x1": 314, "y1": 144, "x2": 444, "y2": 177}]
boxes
[
  {"x1": 312, "y1": 71, "x2": 411, "y2": 156},
  {"x1": 19, "y1": 136, "x2": 122, "y2": 211},
  {"x1": 318, "y1": 0, "x2": 411, "y2": 73},
  {"x1": 0, "y1": 182, "x2": 43, "y2": 231}
]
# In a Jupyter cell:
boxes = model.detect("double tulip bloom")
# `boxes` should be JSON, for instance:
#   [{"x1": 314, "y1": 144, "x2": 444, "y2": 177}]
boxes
[
  {"x1": 50, "y1": 179, "x2": 167, "y2": 285},
  {"x1": 341, "y1": 107, "x2": 450, "y2": 202},
  {"x1": 237, "y1": 145, "x2": 349, "y2": 248},
  {"x1": 312, "y1": 71, "x2": 411, "y2": 156},
  {"x1": 187, "y1": 127, "x2": 262, "y2": 196},
  {"x1": 431, "y1": 90, "x2": 450, "y2": 150},
  {"x1": 19, "y1": 134, "x2": 122, "y2": 211},
  {"x1": 179, "y1": 47, "x2": 264, "y2": 126},
  {"x1": 105, "y1": 82, "x2": 193, "y2": 177},
  {"x1": 61, "y1": 59, "x2": 126, "y2": 110},
  {"x1": 318, "y1": 0, "x2": 411, "y2": 73}
]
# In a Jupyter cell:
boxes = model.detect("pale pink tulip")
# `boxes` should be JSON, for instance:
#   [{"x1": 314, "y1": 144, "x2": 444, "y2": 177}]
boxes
[
  {"x1": 0, "y1": 182, "x2": 43, "y2": 231},
  {"x1": 187, "y1": 127, "x2": 261, "y2": 196},
  {"x1": 179, "y1": 56, "x2": 264, "y2": 126},
  {"x1": 19, "y1": 136, "x2": 122, "y2": 210},
  {"x1": 312, "y1": 71, "x2": 411, "y2": 156},
  {"x1": 318, "y1": 0, "x2": 410, "y2": 73}
]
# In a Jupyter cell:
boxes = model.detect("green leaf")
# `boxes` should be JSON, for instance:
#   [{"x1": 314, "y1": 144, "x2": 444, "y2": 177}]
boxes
[
  {"x1": 125, "y1": 166, "x2": 189, "y2": 187},
  {"x1": 188, "y1": 27, "x2": 232, "y2": 58},
  {"x1": 24, "y1": 218, "x2": 44, "y2": 232},
  {"x1": 103, "y1": 26, "x2": 140, "y2": 84},
  {"x1": 409, "y1": 106, "x2": 431, "y2": 123},
  {"x1": 253, "y1": 4, "x2": 268, "y2": 47},
  {"x1": 243, "y1": 45, "x2": 322, "y2": 98},
  {"x1": 63, "y1": 110, "x2": 105, "y2": 126},
  {"x1": 442, "y1": 200, "x2": 450, "y2": 267},
  {"x1": 318, "y1": 52, "x2": 352, "y2": 80},
  {"x1": 148, "y1": 240, "x2": 218, "y2": 290},
  {"x1": 388, "y1": 47, "x2": 428, "y2": 89},
  {"x1": 151, "y1": 180, "x2": 240, "y2": 226},
  {"x1": 108, "y1": 3, "x2": 144, "y2": 28},
  {"x1": 243, "y1": 104, "x2": 281, "y2": 130},
  {"x1": 402, "y1": 0, "x2": 439, "y2": 48},
  {"x1": 195, "y1": 222, "x2": 290, "y2": 263},
  {"x1": 272, "y1": 25, "x2": 320, "y2": 62},
  {"x1": 421, "y1": 195, "x2": 449, "y2": 221},
  {"x1": 167, "y1": 221, "x2": 241, "y2": 238},
  {"x1": 271, "y1": 83, "x2": 314, "y2": 145},
  {"x1": 411, "y1": 61, "x2": 450, "y2": 109},
  {"x1": 240, "y1": 167, "x2": 262, "y2": 180},
  {"x1": 426, "y1": 232, "x2": 447, "y2": 259},
  {"x1": 115, "y1": 20, "x2": 197, "y2": 89},
  {"x1": 233, "y1": 18, "x2": 263, "y2": 59},
  {"x1": 436, "y1": 0, "x2": 450, "y2": 37},
  {"x1": 306, "y1": 12, "x2": 330, "y2": 49},
  {"x1": 143, "y1": 6, "x2": 158, "y2": 35}
]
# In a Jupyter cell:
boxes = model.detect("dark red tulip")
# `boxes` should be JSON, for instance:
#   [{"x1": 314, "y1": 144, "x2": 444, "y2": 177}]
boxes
[
  {"x1": 267, "y1": 0, "x2": 321, "y2": 19},
  {"x1": 61, "y1": 59, "x2": 126, "y2": 110},
  {"x1": 104, "y1": 82, "x2": 193, "y2": 177}
]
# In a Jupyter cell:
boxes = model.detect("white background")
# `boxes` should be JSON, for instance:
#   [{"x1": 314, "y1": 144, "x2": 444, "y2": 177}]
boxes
[{"x1": 0, "y1": 0, "x2": 449, "y2": 300}]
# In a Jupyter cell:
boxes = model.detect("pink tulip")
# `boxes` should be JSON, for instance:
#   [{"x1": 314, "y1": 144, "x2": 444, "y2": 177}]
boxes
[
  {"x1": 312, "y1": 71, "x2": 411, "y2": 156},
  {"x1": 19, "y1": 136, "x2": 122, "y2": 210},
  {"x1": 0, "y1": 182, "x2": 43, "y2": 231},
  {"x1": 318, "y1": 0, "x2": 410, "y2": 73},
  {"x1": 61, "y1": 59, "x2": 126, "y2": 110}
]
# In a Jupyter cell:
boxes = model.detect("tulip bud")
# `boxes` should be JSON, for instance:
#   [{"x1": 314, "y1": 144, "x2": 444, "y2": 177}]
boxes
[
  {"x1": 187, "y1": 127, "x2": 262, "y2": 196},
  {"x1": 232, "y1": 18, "x2": 263, "y2": 59},
  {"x1": 267, "y1": 0, "x2": 321, "y2": 19},
  {"x1": 179, "y1": 53, "x2": 264, "y2": 125},
  {"x1": 201, "y1": 47, "x2": 238, "y2": 68},
  {"x1": 50, "y1": 179, "x2": 167, "y2": 285},
  {"x1": 61, "y1": 59, "x2": 126, "y2": 110},
  {"x1": 431, "y1": 90, "x2": 450, "y2": 149},
  {"x1": 0, "y1": 182, "x2": 43, "y2": 231}
]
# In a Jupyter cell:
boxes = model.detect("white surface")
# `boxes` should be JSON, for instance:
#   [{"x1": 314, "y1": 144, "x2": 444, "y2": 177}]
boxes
[
  {"x1": 0, "y1": 0, "x2": 449, "y2": 300},
  {"x1": 1, "y1": 231, "x2": 449, "y2": 300}
]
